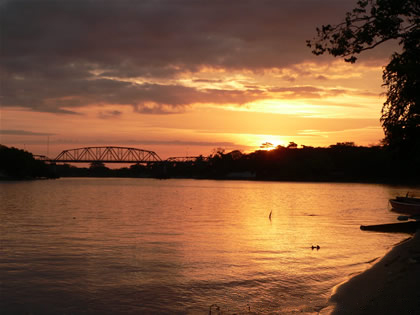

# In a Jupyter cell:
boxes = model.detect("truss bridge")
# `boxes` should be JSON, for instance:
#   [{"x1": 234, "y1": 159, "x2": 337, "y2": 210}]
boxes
[{"x1": 51, "y1": 146, "x2": 162, "y2": 164}]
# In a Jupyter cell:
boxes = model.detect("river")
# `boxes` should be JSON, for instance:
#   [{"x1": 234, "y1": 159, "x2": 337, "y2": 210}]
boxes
[{"x1": 1, "y1": 178, "x2": 418, "y2": 314}]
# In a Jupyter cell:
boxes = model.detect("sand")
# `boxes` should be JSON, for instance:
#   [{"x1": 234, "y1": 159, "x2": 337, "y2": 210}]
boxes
[{"x1": 326, "y1": 230, "x2": 420, "y2": 314}]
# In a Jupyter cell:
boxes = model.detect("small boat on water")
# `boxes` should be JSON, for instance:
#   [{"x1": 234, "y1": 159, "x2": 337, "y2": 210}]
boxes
[
  {"x1": 389, "y1": 196, "x2": 420, "y2": 216},
  {"x1": 395, "y1": 196, "x2": 420, "y2": 204}
]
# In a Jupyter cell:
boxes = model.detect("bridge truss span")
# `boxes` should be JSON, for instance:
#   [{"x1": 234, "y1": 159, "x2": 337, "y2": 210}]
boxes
[{"x1": 53, "y1": 146, "x2": 162, "y2": 164}]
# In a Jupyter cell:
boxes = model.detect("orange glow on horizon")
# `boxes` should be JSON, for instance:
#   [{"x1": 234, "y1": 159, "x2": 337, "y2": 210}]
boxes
[{"x1": 1, "y1": 57, "x2": 387, "y2": 158}]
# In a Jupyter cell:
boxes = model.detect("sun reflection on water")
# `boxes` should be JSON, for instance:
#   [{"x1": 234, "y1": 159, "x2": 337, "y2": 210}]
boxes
[{"x1": 1, "y1": 178, "x2": 416, "y2": 314}]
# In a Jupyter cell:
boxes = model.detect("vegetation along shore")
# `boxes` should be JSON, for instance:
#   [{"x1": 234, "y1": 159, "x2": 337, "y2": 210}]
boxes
[{"x1": 1, "y1": 143, "x2": 419, "y2": 184}]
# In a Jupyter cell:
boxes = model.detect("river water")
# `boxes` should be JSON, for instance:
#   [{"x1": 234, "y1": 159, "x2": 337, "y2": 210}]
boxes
[{"x1": 1, "y1": 178, "x2": 418, "y2": 314}]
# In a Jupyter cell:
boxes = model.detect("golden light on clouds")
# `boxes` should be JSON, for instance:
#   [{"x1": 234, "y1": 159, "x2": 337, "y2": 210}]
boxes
[{"x1": 1, "y1": 0, "x2": 393, "y2": 158}]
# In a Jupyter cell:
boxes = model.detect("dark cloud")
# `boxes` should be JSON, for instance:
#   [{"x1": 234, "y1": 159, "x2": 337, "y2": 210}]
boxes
[
  {"x1": 1, "y1": 0, "x2": 354, "y2": 70},
  {"x1": 192, "y1": 79, "x2": 224, "y2": 84},
  {"x1": 280, "y1": 75, "x2": 297, "y2": 82},
  {"x1": 1, "y1": 0, "x2": 383, "y2": 113},
  {"x1": 315, "y1": 75, "x2": 328, "y2": 81},
  {"x1": 97, "y1": 110, "x2": 123, "y2": 119},
  {"x1": 1, "y1": 66, "x2": 370, "y2": 113},
  {"x1": 2, "y1": 72, "x2": 268, "y2": 113},
  {"x1": 0, "y1": 129, "x2": 55, "y2": 136}
]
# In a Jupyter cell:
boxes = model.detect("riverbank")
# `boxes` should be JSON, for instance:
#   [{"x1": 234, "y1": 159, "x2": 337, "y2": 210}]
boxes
[{"x1": 327, "y1": 230, "x2": 420, "y2": 314}]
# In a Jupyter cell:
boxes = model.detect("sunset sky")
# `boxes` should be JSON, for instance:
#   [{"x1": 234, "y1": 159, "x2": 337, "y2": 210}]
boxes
[{"x1": 0, "y1": 0, "x2": 399, "y2": 159}]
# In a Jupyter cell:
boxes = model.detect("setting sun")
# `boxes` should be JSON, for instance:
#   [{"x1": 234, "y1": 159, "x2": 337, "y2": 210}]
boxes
[{"x1": 258, "y1": 136, "x2": 289, "y2": 150}]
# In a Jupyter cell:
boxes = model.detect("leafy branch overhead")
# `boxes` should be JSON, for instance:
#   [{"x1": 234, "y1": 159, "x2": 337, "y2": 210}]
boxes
[
  {"x1": 307, "y1": 0, "x2": 419, "y2": 63},
  {"x1": 307, "y1": 0, "x2": 419, "y2": 158}
]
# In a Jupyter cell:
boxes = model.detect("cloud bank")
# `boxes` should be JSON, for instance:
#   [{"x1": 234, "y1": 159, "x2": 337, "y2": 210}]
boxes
[{"x1": 1, "y1": 0, "x2": 371, "y2": 114}]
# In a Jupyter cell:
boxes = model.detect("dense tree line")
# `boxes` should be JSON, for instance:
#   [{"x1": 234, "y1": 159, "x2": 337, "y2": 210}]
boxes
[
  {"x1": 53, "y1": 143, "x2": 418, "y2": 184},
  {"x1": 176, "y1": 143, "x2": 417, "y2": 183},
  {"x1": 0, "y1": 145, "x2": 57, "y2": 179},
  {"x1": 2, "y1": 143, "x2": 416, "y2": 183}
]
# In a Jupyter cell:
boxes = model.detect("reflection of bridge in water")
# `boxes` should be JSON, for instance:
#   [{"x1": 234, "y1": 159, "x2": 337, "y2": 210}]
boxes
[{"x1": 36, "y1": 146, "x2": 203, "y2": 164}]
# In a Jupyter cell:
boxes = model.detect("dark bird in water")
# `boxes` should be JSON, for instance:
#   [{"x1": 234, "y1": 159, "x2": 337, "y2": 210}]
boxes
[
  {"x1": 311, "y1": 245, "x2": 320, "y2": 250},
  {"x1": 269, "y1": 210, "x2": 272, "y2": 221},
  {"x1": 209, "y1": 304, "x2": 220, "y2": 315}
]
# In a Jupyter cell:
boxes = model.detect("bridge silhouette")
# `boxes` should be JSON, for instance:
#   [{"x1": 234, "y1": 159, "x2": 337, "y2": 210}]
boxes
[{"x1": 37, "y1": 146, "x2": 202, "y2": 164}]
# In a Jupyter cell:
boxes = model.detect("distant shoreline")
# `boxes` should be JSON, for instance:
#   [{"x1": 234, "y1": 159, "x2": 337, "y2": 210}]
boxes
[
  {"x1": 45, "y1": 173, "x2": 420, "y2": 187},
  {"x1": 2, "y1": 145, "x2": 419, "y2": 185},
  {"x1": 2, "y1": 173, "x2": 418, "y2": 188},
  {"x1": 4, "y1": 174, "x2": 418, "y2": 187}
]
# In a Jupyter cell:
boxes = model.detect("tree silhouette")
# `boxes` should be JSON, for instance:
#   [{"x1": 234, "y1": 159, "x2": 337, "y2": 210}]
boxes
[
  {"x1": 0, "y1": 145, "x2": 55, "y2": 179},
  {"x1": 307, "y1": 0, "x2": 419, "y2": 155},
  {"x1": 287, "y1": 142, "x2": 298, "y2": 149}
]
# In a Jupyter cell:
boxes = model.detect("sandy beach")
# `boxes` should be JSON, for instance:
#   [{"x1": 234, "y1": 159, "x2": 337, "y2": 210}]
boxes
[{"x1": 326, "y1": 230, "x2": 420, "y2": 314}]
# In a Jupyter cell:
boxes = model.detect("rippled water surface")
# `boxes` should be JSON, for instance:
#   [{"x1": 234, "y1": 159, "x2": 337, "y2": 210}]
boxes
[{"x1": 1, "y1": 178, "x2": 419, "y2": 314}]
